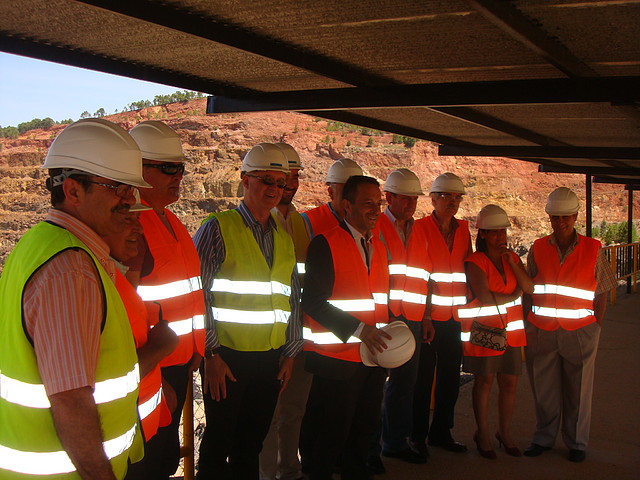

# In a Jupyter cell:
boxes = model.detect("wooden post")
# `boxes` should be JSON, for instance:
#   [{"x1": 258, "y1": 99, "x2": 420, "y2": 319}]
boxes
[
  {"x1": 610, "y1": 247, "x2": 617, "y2": 304},
  {"x1": 586, "y1": 174, "x2": 592, "y2": 237},
  {"x1": 181, "y1": 374, "x2": 195, "y2": 480}
]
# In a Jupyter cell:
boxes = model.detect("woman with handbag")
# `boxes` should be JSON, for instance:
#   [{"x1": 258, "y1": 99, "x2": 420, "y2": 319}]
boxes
[{"x1": 457, "y1": 205, "x2": 533, "y2": 459}]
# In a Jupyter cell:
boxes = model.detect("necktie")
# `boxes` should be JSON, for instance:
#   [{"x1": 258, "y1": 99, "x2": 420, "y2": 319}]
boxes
[{"x1": 360, "y1": 237, "x2": 370, "y2": 271}]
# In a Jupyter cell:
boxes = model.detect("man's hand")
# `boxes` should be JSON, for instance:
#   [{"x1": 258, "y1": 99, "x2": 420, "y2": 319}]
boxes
[
  {"x1": 147, "y1": 320, "x2": 179, "y2": 357},
  {"x1": 359, "y1": 324, "x2": 392, "y2": 355},
  {"x1": 187, "y1": 352, "x2": 202, "y2": 374},
  {"x1": 277, "y1": 356, "x2": 295, "y2": 392},
  {"x1": 422, "y1": 317, "x2": 435, "y2": 343},
  {"x1": 161, "y1": 377, "x2": 178, "y2": 413},
  {"x1": 203, "y1": 354, "x2": 236, "y2": 401}
]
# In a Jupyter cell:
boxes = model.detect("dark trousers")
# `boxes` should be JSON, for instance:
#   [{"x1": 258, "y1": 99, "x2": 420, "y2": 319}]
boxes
[
  {"x1": 411, "y1": 318, "x2": 462, "y2": 445},
  {"x1": 196, "y1": 348, "x2": 281, "y2": 480},
  {"x1": 302, "y1": 364, "x2": 386, "y2": 480},
  {"x1": 125, "y1": 363, "x2": 190, "y2": 480},
  {"x1": 370, "y1": 318, "x2": 422, "y2": 455}
]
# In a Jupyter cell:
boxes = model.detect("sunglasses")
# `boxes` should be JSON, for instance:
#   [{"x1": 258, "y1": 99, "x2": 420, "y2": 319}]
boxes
[
  {"x1": 245, "y1": 173, "x2": 287, "y2": 189},
  {"x1": 143, "y1": 163, "x2": 186, "y2": 176},
  {"x1": 83, "y1": 179, "x2": 136, "y2": 199},
  {"x1": 437, "y1": 193, "x2": 464, "y2": 202}
]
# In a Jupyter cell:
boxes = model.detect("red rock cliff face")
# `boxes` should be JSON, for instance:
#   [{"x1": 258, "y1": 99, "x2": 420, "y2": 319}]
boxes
[{"x1": 1, "y1": 98, "x2": 637, "y2": 270}]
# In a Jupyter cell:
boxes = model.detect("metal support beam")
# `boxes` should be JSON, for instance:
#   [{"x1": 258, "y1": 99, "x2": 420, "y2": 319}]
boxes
[
  {"x1": 465, "y1": 0, "x2": 597, "y2": 78},
  {"x1": 586, "y1": 174, "x2": 592, "y2": 238},
  {"x1": 76, "y1": 0, "x2": 394, "y2": 89},
  {"x1": 628, "y1": 188, "x2": 634, "y2": 293},
  {"x1": 539, "y1": 165, "x2": 640, "y2": 176},
  {"x1": 440, "y1": 145, "x2": 640, "y2": 160},
  {"x1": 593, "y1": 176, "x2": 640, "y2": 186},
  {"x1": 206, "y1": 77, "x2": 640, "y2": 113}
]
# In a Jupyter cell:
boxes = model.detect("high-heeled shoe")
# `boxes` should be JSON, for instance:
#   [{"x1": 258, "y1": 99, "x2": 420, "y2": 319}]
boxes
[
  {"x1": 473, "y1": 433, "x2": 497, "y2": 459},
  {"x1": 495, "y1": 433, "x2": 522, "y2": 457}
]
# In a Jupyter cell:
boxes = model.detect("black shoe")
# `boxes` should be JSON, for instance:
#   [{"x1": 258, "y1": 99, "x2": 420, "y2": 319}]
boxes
[
  {"x1": 568, "y1": 449, "x2": 586, "y2": 463},
  {"x1": 382, "y1": 447, "x2": 427, "y2": 464},
  {"x1": 523, "y1": 443, "x2": 552, "y2": 457},
  {"x1": 366, "y1": 455, "x2": 386, "y2": 474},
  {"x1": 408, "y1": 440, "x2": 430, "y2": 458},
  {"x1": 428, "y1": 438, "x2": 467, "y2": 453}
]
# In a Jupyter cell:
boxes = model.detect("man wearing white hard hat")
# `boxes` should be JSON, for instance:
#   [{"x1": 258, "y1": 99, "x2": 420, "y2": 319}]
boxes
[
  {"x1": 411, "y1": 172, "x2": 472, "y2": 455},
  {"x1": 125, "y1": 121, "x2": 206, "y2": 479},
  {"x1": 301, "y1": 175, "x2": 394, "y2": 480},
  {"x1": 194, "y1": 143, "x2": 302, "y2": 479},
  {"x1": 260, "y1": 143, "x2": 313, "y2": 480},
  {"x1": 523, "y1": 187, "x2": 615, "y2": 463},
  {"x1": 302, "y1": 157, "x2": 363, "y2": 237},
  {"x1": 368, "y1": 169, "x2": 432, "y2": 472},
  {"x1": 0, "y1": 119, "x2": 147, "y2": 479}
]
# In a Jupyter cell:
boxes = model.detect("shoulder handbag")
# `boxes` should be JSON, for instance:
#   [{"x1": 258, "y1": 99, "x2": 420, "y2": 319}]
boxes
[{"x1": 469, "y1": 293, "x2": 507, "y2": 352}]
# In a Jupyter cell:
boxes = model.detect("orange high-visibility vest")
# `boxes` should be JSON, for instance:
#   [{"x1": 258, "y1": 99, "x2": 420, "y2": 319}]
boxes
[
  {"x1": 456, "y1": 251, "x2": 526, "y2": 357},
  {"x1": 303, "y1": 226, "x2": 389, "y2": 363},
  {"x1": 528, "y1": 234, "x2": 600, "y2": 331},
  {"x1": 413, "y1": 215, "x2": 470, "y2": 322},
  {"x1": 303, "y1": 203, "x2": 340, "y2": 238},
  {"x1": 115, "y1": 271, "x2": 171, "y2": 441},
  {"x1": 137, "y1": 208, "x2": 205, "y2": 365},
  {"x1": 373, "y1": 214, "x2": 430, "y2": 322}
]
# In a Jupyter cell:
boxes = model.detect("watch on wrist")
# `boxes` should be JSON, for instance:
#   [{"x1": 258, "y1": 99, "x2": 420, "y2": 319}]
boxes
[{"x1": 205, "y1": 348, "x2": 219, "y2": 359}]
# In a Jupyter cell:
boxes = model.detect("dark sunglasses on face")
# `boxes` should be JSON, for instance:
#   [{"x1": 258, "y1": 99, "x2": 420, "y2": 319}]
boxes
[
  {"x1": 245, "y1": 173, "x2": 287, "y2": 189},
  {"x1": 143, "y1": 163, "x2": 186, "y2": 176}
]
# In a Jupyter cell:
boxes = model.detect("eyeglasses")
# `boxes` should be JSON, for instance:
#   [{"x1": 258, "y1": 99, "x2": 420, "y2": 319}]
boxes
[
  {"x1": 437, "y1": 193, "x2": 464, "y2": 202},
  {"x1": 245, "y1": 173, "x2": 287, "y2": 189},
  {"x1": 83, "y1": 179, "x2": 136, "y2": 198},
  {"x1": 143, "y1": 163, "x2": 186, "y2": 176}
]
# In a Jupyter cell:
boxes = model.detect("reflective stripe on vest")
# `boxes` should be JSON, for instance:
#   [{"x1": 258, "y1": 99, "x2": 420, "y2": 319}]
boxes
[
  {"x1": 431, "y1": 294, "x2": 467, "y2": 306},
  {"x1": 165, "y1": 315, "x2": 205, "y2": 336},
  {"x1": 458, "y1": 298, "x2": 522, "y2": 318},
  {"x1": 406, "y1": 266, "x2": 430, "y2": 281},
  {"x1": 211, "y1": 307, "x2": 291, "y2": 324},
  {"x1": 531, "y1": 306, "x2": 594, "y2": 319},
  {"x1": 0, "y1": 424, "x2": 137, "y2": 476},
  {"x1": 506, "y1": 320, "x2": 524, "y2": 332},
  {"x1": 138, "y1": 387, "x2": 163, "y2": 421},
  {"x1": 388, "y1": 263, "x2": 406, "y2": 275},
  {"x1": 297, "y1": 263, "x2": 306, "y2": 275},
  {"x1": 212, "y1": 278, "x2": 291, "y2": 296},
  {"x1": 303, "y1": 323, "x2": 387, "y2": 345},
  {"x1": 0, "y1": 365, "x2": 139, "y2": 409},
  {"x1": 137, "y1": 276, "x2": 202, "y2": 301},
  {"x1": 533, "y1": 283, "x2": 595, "y2": 301},
  {"x1": 430, "y1": 272, "x2": 466, "y2": 283}
]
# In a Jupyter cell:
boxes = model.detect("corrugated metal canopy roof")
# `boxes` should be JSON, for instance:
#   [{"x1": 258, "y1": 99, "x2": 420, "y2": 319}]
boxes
[{"x1": 2, "y1": 0, "x2": 639, "y2": 184}]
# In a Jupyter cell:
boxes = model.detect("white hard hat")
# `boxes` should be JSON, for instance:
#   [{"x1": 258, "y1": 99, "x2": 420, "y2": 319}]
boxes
[
  {"x1": 130, "y1": 190, "x2": 152, "y2": 212},
  {"x1": 242, "y1": 143, "x2": 289, "y2": 173},
  {"x1": 276, "y1": 143, "x2": 303, "y2": 170},
  {"x1": 129, "y1": 120, "x2": 187, "y2": 163},
  {"x1": 326, "y1": 158, "x2": 363, "y2": 183},
  {"x1": 476, "y1": 204, "x2": 511, "y2": 229},
  {"x1": 360, "y1": 321, "x2": 416, "y2": 368},
  {"x1": 429, "y1": 172, "x2": 465, "y2": 195},
  {"x1": 545, "y1": 187, "x2": 579, "y2": 215},
  {"x1": 42, "y1": 118, "x2": 151, "y2": 188},
  {"x1": 383, "y1": 168, "x2": 424, "y2": 196}
]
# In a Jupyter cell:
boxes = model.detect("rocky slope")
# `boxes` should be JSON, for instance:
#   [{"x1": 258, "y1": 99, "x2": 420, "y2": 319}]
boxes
[{"x1": 1, "y1": 98, "x2": 637, "y2": 270}]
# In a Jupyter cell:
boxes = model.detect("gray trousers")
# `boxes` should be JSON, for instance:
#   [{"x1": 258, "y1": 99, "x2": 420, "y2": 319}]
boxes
[
  {"x1": 260, "y1": 353, "x2": 313, "y2": 480},
  {"x1": 525, "y1": 322, "x2": 601, "y2": 451}
]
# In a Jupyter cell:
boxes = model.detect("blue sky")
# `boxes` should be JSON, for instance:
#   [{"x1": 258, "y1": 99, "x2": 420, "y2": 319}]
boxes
[{"x1": 0, "y1": 53, "x2": 193, "y2": 128}]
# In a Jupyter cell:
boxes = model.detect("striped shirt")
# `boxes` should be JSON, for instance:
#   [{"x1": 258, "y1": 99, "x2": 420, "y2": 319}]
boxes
[
  {"x1": 193, "y1": 202, "x2": 303, "y2": 357},
  {"x1": 23, "y1": 209, "x2": 116, "y2": 396}
]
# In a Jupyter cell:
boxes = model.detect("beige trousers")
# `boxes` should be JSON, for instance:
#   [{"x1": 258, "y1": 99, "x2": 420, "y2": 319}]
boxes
[{"x1": 525, "y1": 321, "x2": 601, "y2": 450}]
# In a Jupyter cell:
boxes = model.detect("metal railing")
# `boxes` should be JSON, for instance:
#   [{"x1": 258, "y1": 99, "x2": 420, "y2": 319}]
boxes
[{"x1": 602, "y1": 242, "x2": 640, "y2": 303}]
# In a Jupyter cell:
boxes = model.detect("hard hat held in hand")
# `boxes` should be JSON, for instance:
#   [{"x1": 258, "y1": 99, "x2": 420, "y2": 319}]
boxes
[
  {"x1": 545, "y1": 187, "x2": 579, "y2": 215},
  {"x1": 383, "y1": 168, "x2": 424, "y2": 196},
  {"x1": 242, "y1": 143, "x2": 289, "y2": 173},
  {"x1": 429, "y1": 172, "x2": 465, "y2": 194},
  {"x1": 43, "y1": 118, "x2": 151, "y2": 188},
  {"x1": 129, "y1": 120, "x2": 187, "y2": 163},
  {"x1": 326, "y1": 158, "x2": 363, "y2": 183},
  {"x1": 476, "y1": 204, "x2": 511, "y2": 230},
  {"x1": 360, "y1": 321, "x2": 416, "y2": 368},
  {"x1": 275, "y1": 143, "x2": 303, "y2": 170}
]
